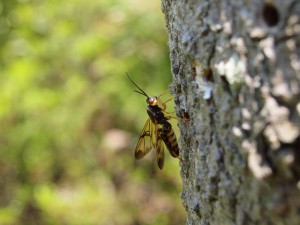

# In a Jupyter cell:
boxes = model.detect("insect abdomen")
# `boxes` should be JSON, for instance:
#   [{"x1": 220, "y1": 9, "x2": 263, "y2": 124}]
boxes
[{"x1": 160, "y1": 125, "x2": 179, "y2": 158}]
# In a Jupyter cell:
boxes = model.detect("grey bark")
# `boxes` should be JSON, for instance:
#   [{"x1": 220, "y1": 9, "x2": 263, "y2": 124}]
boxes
[{"x1": 161, "y1": 0, "x2": 300, "y2": 224}]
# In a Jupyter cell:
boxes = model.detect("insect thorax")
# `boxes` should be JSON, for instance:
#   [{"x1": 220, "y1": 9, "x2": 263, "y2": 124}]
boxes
[{"x1": 146, "y1": 105, "x2": 168, "y2": 125}]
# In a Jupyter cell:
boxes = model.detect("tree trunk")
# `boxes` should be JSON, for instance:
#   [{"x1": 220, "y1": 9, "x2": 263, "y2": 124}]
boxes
[{"x1": 161, "y1": 0, "x2": 300, "y2": 224}]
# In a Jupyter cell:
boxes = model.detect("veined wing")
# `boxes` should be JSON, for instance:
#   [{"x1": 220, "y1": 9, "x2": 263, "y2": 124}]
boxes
[
  {"x1": 156, "y1": 128, "x2": 165, "y2": 170},
  {"x1": 135, "y1": 118, "x2": 155, "y2": 160}
]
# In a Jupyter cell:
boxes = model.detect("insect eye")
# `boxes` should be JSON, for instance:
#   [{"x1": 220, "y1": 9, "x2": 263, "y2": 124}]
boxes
[
  {"x1": 146, "y1": 97, "x2": 157, "y2": 106},
  {"x1": 151, "y1": 97, "x2": 158, "y2": 106}
]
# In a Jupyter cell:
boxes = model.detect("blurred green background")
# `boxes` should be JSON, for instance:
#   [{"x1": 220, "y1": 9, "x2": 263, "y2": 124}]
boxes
[{"x1": 0, "y1": 0, "x2": 185, "y2": 225}]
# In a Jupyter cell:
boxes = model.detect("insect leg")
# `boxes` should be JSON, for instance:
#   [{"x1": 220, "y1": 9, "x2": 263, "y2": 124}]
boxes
[{"x1": 158, "y1": 97, "x2": 173, "y2": 111}]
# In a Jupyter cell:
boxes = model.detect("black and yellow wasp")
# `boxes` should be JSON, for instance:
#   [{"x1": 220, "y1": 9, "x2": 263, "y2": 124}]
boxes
[{"x1": 127, "y1": 73, "x2": 179, "y2": 169}]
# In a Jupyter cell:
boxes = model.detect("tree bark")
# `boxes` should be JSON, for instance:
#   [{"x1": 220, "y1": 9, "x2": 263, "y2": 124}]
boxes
[{"x1": 161, "y1": 0, "x2": 300, "y2": 224}]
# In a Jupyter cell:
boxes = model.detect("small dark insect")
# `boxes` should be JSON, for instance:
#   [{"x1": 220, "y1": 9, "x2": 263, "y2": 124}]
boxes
[{"x1": 127, "y1": 73, "x2": 179, "y2": 169}]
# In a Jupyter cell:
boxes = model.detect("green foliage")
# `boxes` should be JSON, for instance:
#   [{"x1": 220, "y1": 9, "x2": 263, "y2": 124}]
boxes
[{"x1": 0, "y1": 0, "x2": 185, "y2": 225}]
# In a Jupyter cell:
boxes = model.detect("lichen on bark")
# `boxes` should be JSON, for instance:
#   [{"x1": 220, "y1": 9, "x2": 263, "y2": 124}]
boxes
[{"x1": 162, "y1": 0, "x2": 300, "y2": 224}]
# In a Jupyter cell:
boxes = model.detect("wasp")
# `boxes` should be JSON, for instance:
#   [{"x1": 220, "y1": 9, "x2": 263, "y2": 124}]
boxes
[{"x1": 127, "y1": 73, "x2": 179, "y2": 169}]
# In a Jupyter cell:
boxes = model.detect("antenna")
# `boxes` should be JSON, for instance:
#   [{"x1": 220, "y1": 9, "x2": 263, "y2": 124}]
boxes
[{"x1": 126, "y1": 72, "x2": 149, "y2": 98}]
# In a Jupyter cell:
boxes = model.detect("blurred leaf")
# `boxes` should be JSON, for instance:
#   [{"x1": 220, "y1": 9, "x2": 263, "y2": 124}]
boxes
[{"x1": 0, "y1": 0, "x2": 184, "y2": 225}]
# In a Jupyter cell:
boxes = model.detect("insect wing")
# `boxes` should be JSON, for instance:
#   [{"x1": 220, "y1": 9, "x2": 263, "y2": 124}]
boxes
[
  {"x1": 135, "y1": 118, "x2": 155, "y2": 160},
  {"x1": 156, "y1": 129, "x2": 165, "y2": 170}
]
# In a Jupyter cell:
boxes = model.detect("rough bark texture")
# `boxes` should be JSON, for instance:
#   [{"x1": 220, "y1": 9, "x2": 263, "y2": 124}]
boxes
[{"x1": 161, "y1": 0, "x2": 300, "y2": 224}]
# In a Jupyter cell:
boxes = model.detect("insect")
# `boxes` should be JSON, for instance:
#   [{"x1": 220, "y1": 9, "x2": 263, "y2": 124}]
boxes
[{"x1": 127, "y1": 73, "x2": 179, "y2": 169}]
